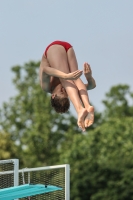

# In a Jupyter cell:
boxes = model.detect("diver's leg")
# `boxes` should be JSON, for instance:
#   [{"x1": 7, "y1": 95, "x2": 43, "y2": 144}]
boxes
[
  {"x1": 47, "y1": 45, "x2": 87, "y2": 131},
  {"x1": 67, "y1": 47, "x2": 94, "y2": 127}
]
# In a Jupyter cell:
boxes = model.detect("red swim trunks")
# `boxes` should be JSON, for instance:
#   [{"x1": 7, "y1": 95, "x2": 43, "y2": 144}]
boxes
[{"x1": 44, "y1": 41, "x2": 72, "y2": 57}]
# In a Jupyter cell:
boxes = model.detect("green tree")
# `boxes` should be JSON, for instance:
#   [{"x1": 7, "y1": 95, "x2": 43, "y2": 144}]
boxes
[
  {"x1": 59, "y1": 84, "x2": 133, "y2": 200},
  {"x1": 60, "y1": 117, "x2": 133, "y2": 200},
  {"x1": 0, "y1": 131, "x2": 17, "y2": 160},
  {"x1": 102, "y1": 84, "x2": 133, "y2": 118}
]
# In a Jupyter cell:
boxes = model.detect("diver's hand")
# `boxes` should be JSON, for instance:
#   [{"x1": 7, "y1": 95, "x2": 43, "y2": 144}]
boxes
[
  {"x1": 83, "y1": 63, "x2": 92, "y2": 79},
  {"x1": 64, "y1": 70, "x2": 83, "y2": 80}
]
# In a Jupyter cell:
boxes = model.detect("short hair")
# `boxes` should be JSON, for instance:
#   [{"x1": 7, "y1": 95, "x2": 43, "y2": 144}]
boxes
[{"x1": 51, "y1": 95, "x2": 70, "y2": 113}]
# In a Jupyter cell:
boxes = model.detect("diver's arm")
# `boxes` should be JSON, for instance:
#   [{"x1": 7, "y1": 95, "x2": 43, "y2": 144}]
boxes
[{"x1": 85, "y1": 76, "x2": 96, "y2": 90}]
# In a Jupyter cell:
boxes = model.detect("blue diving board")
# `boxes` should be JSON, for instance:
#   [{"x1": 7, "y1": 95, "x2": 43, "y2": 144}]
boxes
[{"x1": 0, "y1": 184, "x2": 62, "y2": 200}]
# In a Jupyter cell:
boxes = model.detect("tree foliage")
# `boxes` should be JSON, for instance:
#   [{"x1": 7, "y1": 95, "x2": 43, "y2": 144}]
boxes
[
  {"x1": 59, "y1": 84, "x2": 133, "y2": 200},
  {"x1": 102, "y1": 84, "x2": 133, "y2": 118},
  {"x1": 0, "y1": 131, "x2": 17, "y2": 160},
  {"x1": 0, "y1": 60, "x2": 133, "y2": 200},
  {"x1": 60, "y1": 117, "x2": 133, "y2": 200}
]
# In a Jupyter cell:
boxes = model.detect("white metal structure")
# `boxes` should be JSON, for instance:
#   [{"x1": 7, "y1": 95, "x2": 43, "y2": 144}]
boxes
[
  {"x1": 0, "y1": 159, "x2": 19, "y2": 187},
  {"x1": 19, "y1": 164, "x2": 70, "y2": 200},
  {"x1": 0, "y1": 159, "x2": 70, "y2": 200},
  {"x1": 0, "y1": 159, "x2": 19, "y2": 200}
]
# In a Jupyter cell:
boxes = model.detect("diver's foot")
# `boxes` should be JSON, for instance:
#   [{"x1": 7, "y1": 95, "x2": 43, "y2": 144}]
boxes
[
  {"x1": 77, "y1": 108, "x2": 88, "y2": 131},
  {"x1": 85, "y1": 106, "x2": 94, "y2": 128}
]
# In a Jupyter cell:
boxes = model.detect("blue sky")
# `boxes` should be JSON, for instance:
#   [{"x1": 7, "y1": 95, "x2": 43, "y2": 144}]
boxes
[{"x1": 0, "y1": 0, "x2": 133, "y2": 115}]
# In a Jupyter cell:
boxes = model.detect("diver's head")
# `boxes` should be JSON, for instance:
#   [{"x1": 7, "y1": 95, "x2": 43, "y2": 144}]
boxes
[{"x1": 51, "y1": 85, "x2": 70, "y2": 113}]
